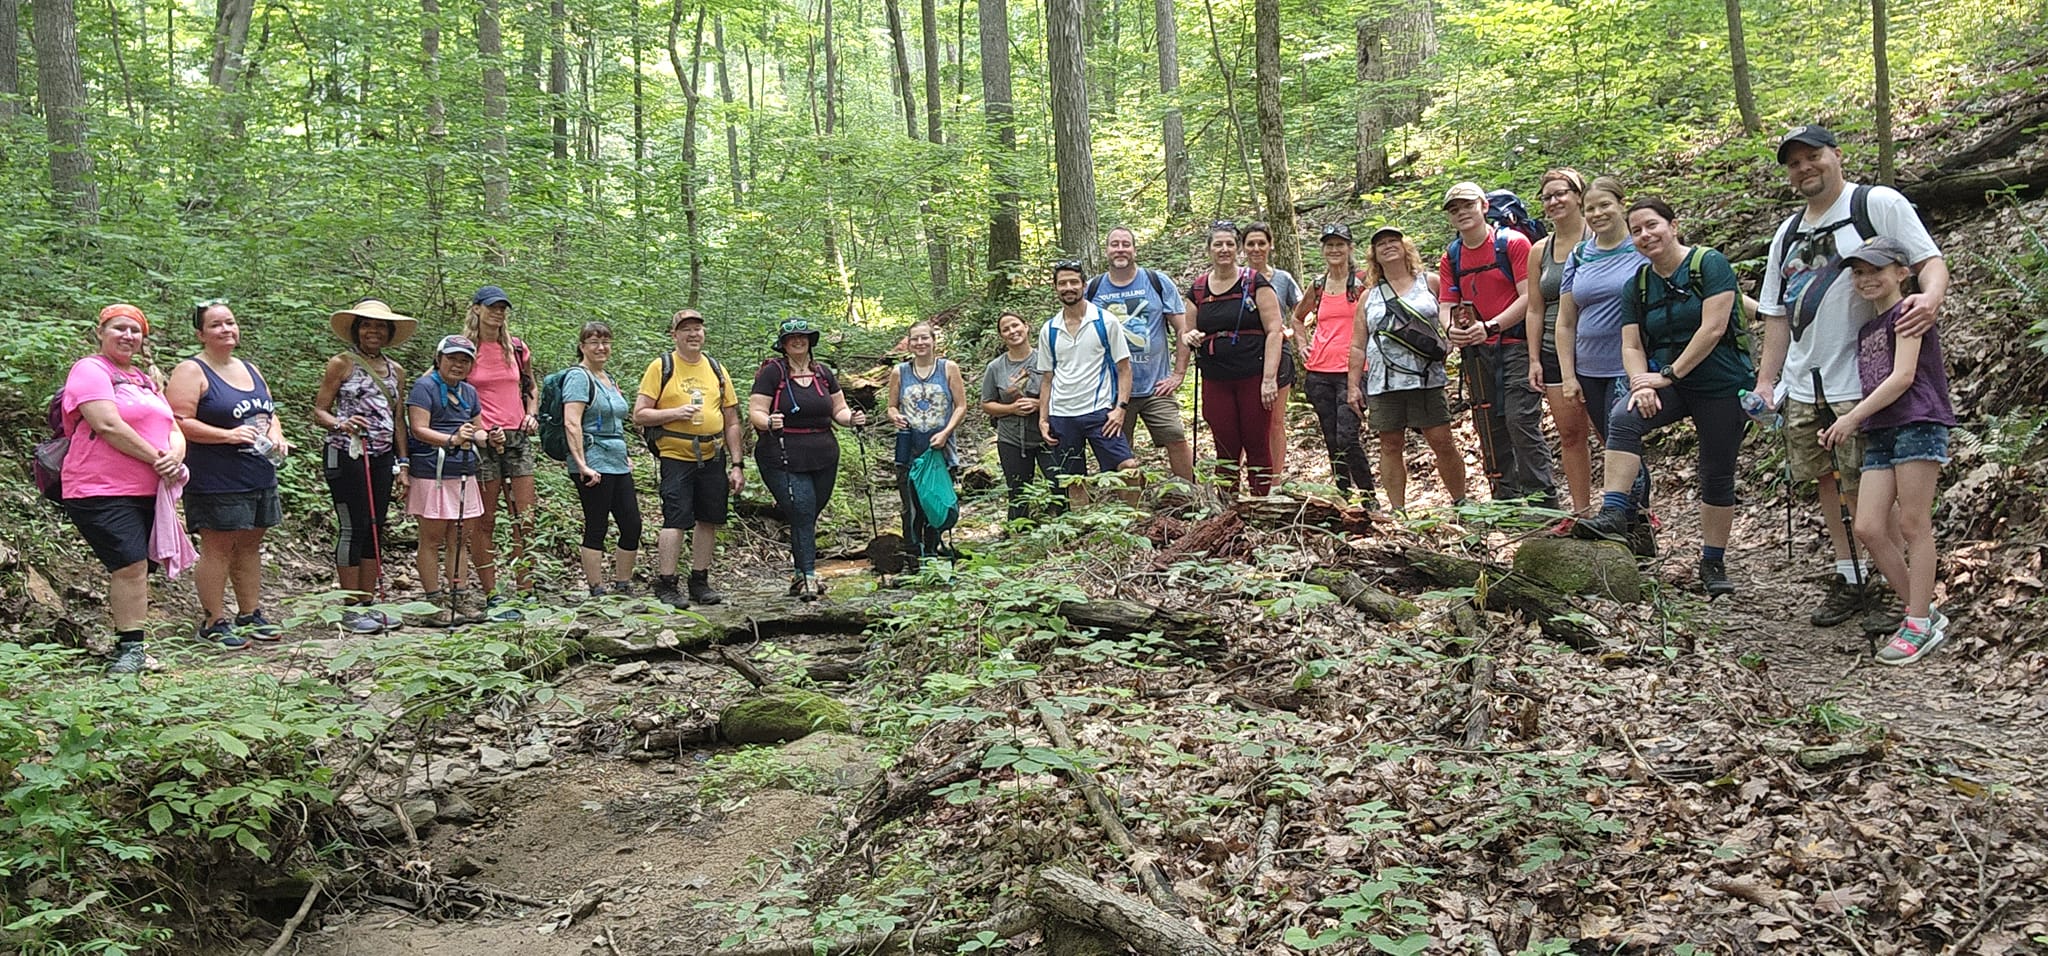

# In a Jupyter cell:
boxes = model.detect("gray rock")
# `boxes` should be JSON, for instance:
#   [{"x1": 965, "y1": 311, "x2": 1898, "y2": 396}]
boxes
[
  {"x1": 436, "y1": 793, "x2": 478, "y2": 825},
  {"x1": 513, "y1": 742, "x2": 554, "y2": 769},
  {"x1": 350, "y1": 797, "x2": 439, "y2": 843},
  {"x1": 478, "y1": 745, "x2": 514, "y2": 772},
  {"x1": 1513, "y1": 537, "x2": 1643, "y2": 604},
  {"x1": 610, "y1": 661, "x2": 652, "y2": 682}
]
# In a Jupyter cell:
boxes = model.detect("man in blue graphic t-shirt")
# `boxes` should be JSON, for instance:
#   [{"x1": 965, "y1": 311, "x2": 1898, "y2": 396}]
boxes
[{"x1": 1088, "y1": 225, "x2": 1193, "y2": 481}]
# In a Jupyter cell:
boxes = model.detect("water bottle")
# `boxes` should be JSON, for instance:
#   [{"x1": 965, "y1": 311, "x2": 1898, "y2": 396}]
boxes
[
  {"x1": 689, "y1": 387, "x2": 706, "y2": 423},
  {"x1": 245, "y1": 413, "x2": 287, "y2": 465},
  {"x1": 1738, "y1": 389, "x2": 1777, "y2": 428}
]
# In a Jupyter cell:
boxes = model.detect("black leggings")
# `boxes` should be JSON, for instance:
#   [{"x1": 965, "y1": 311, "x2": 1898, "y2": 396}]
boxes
[
  {"x1": 325, "y1": 447, "x2": 395, "y2": 567},
  {"x1": 1304, "y1": 371, "x2": 1374, "y2": 494},
  {"x1": 996, "y1": 441, "x2": 1062, "y2": 522},
  {"x1": 575, "y1": 472, "x2": 644, "y2": 552},
  {"x1": 1604, "y1": 386, "x2": 1745, "y2": 507}
]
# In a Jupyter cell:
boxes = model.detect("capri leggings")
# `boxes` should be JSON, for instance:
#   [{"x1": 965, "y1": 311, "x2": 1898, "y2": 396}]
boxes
[
  {"x1": 1603, "y1": 386, "x2": 1745, "y2": 507},
  {"x1": 575, "y1": 472, "x2": 644, "y2": 552},
  {"x1": 325, "y1": 446, "x2": 395, "y2": 567}
]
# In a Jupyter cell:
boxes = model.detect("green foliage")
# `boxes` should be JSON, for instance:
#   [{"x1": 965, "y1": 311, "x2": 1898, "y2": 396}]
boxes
[{"x1": 698, "y1": 747, "x2": 829, "y2": 803}]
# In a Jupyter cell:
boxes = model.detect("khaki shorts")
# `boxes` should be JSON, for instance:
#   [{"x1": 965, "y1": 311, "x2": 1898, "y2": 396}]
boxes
[
  {"x1": 477, "y1": 430, "x2": 538, "y2": 482},
  {"x1": 1782, "y1": 398, "x2": 1863, "y2": 493},
  {"x1": 1128, "y1": 393, "x2": 1188, "y2": 446},
  {"x1": 1368, "y1": 387, "x2": 1452, "y2": 433}
]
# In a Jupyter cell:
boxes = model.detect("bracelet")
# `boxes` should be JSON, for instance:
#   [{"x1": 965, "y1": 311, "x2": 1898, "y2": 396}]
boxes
[{"x1": 395, "y1": 457, "x2": 409, "y2": 465}]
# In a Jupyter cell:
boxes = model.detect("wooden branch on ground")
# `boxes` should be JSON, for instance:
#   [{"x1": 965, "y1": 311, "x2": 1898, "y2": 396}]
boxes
[
  {"x1": 716, "y1": 646, "x2": 771, "y2": 689},
  {"x1": 1028, "y1": 868, "x2": 1226, "y2": 956},
  {"x1": 1402, "y1": 548, "x2": 1601, "y2": 650},
  {"x1": 713, "y1": 905, "x2": 1037, "y2": 956},
  {"x1": 1305, "y1": 568, "x2": 1418, "y2": 622},
  {"x1": 1022, "y1": 681, "x2": 1187, "y2": 916},
  {"x1": 1233, "y1": 495, "x2": 1375, "y2": 535},
  {"x1": 1247, "y1": 803, "x2": 1284, "y2": 891},
  {"x1": 1464, "y1": 655, "x2": 1495, "y2": 749},
  {"x1": 843, "y1": 743, "x2": 992, "y2": 842},
  {"x1": 260, "y1": 878, "x2": 325, "y2": 956}
]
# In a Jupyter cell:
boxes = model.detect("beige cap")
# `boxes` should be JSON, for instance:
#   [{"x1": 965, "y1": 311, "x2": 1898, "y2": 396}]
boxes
[{"x1": 1441, "y1": 181, "x2": 1487, "y2": 209}]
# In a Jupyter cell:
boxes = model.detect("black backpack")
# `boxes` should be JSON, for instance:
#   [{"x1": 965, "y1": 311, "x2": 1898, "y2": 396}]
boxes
[
  {"x1": 1084, "y1": 268, "x2": 1172, "y2": 304},
  {"x1": 1772, "y1": 184, "x2": 1877, "y2": 272}
]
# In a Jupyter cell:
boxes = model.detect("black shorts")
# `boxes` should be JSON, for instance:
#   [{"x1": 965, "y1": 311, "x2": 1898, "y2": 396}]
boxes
[
  {"x1": 658, "y1": 454, "x2": 730, "y2": 529},
  {"x1": 66, "y1": 495, "x2": 155, "y2": 571},
  {"x1": 185, "y1": 487, "x2": 283, "y2": 532},
  {"x1": 1276, "y1": 339, "x2": 1299, "y2": 389},
  {"x1": 1538, "y1": 346, "x2": 1563, "y2": 388}
]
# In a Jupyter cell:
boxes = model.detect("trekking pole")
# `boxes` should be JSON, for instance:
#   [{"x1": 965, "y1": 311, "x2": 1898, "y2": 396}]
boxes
[
  {"x1": 1810, "y1": 368, "x2": 1867, "y2": 599},
  {"x1": 1190, "y1": 363, "x2": 1202, "y2": 476},
  {"x1": 852, "y1": 423, "x2": 881, "y2": 541},
  {"x1": 358, "y1": 443, "x2": 386, "y2": 606},
  {"x1": 445, "y1": 443, "x2": 468, "y2": 633}
]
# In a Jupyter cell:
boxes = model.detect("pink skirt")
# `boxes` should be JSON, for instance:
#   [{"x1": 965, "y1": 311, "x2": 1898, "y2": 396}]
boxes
[{"x1": 408, "y1": 477, "x2": 486, "y2": 521}]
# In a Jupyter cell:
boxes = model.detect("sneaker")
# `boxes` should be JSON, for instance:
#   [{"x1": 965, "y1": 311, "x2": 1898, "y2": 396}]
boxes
[
  {"x1": 609, "y1": 580, "x2": 636, "y2": 597},
  {"x1": 787, "y1": 574, "x2": 806, "y2": 598},
  {"x1": 801, "y1": 574, "x2": 822, "y2": 603},
  {"x1": 483, "y1": 593, "x2": 523, "y2": 623},
  {"x1": 586, "y1": 583, "x2": 612, "y2": 600},
  {"x1": 405, "y1": 590, "x2": 454, "y2": 628},
  {"x1": 1809, "y1": 574, "x2": 1866, "y2": 627},
  {"x1": 688, "y1": 576, "x2": 725, "y2": 606},
  {"x1": 341, "y1": 609, "x2": 386, "y2": 634},
  {"x1": 368, "y1": 608, "x2": 401, "y2": 630},
  {"x1": 654, "y1": 577, "x2": 690, "y2": 610},
  {"x1": 1547, "y1": 516, "x2": 1578, "y2": 537},
  {"x1": 235, "y1": 610, "x2": 283, "y2": 643},
  {"x1": 199, "y1": 617, "x2": 249, "y2": 650},
  {"x1": 1699, "y1": 558, "x2": 1735, "y2": 598},
  {"x1": 1570, "y1": 507, "x2": 1630, "y2": 544},
  {"x1": 106, "y1": 641, "x2": 149, "y2": 675},
  {"x1": 1626, "y1": 516, "x2": 1659, "y2": 559},
  {"x1": 1876, "y1": 610, "x2": 1949, "y2": 665}
]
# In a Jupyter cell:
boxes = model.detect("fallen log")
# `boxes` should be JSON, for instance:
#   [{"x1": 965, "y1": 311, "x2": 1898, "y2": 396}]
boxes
[
  {"x1": 1028, "y1": 868, "x2": 1226, "y2": 956},
  {"x1": 1401, "y1": 548, "x2": 1602, "y2": 651},
  {"x1": 1304, "y1": 568, "x2": 1418, "y2": 622},
  {"x1": 712, "y1": 904, "x2": 1037, "y2": 956},
  {"x1": 842, "y1": 743, "x2": 992, "y2": 843},
  {"x1": 1233, "y1": 494, "x2": 1375, "y2": 535},
  {"x1": 1023, "y1": 682, "x2": 1186, "y2": 916},
  {"x1": 1055, "y1": 599, "x2": 1225, "y2": 658}
]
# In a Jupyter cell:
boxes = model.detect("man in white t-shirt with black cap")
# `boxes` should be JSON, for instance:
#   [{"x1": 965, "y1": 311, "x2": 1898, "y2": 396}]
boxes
[{"x1": 1754, "y1": 124, "x2": 1948, "y2": 631}]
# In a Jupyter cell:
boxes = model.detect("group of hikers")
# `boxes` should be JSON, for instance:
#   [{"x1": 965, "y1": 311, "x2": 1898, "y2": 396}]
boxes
[{"x1": 49, "y1": 125, "x2": 1957, "y2": 675}]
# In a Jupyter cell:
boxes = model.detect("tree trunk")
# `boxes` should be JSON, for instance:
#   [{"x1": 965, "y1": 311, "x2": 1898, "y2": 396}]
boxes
[
  {"x1": 207, "y1": 0, "x2": 254, "y2": 90},
  {"x1": 479, "y1": 0, "x2": 510, "y2": 236},
  {"x1": 30, "y1": 0, "x2": 98, "y2": 225},
  {"x1": 714, "y1": 17, "x2": 742, "y2": 205},
  {"x1": 549, "y1": 0, "x2": 569, "y2": 162},
  {"x1": 668, "y1": 0, "x2": 707, "y2": 306},
  {"x1": 820, "y1": 0, "x2": 847, "y2": 295},
  {"x1": 1872, "y1": 0, "x2": 1894, "y2": 185},
  {"x1": 1200, "y1": 0, "x2": 1256, "y2": 213},
  {"x1": 1251, "y1": 0, "x2": 1299, "y2": 275},
  {"x1": 1352, "y1": 5, "x2": 1435, "y2": 196},
  {"x1": 1724, "y1": 0, "x2": 1759, "y2": 134},
  {"x1": 884, "y1": 0, "x2": 917, "y2": 139},
  {"x1": 423, "y1": 0, "x2": 448, "y2": 306},
  {"x1": 978, "y1": 0, "x2": 1021, "y2": 298},
  {"x1": 1156, "y1": 0, "x2": 1188, "y2": 219},
  {"x1": 631, "y1": 0, "x2": 646, "y2": 225},
  {"x1": 920, "y1": 0, "x2": 949, "y2": 299},
  {"x1": 0, "y1": 0, "x2": 18, "y2": 119},
  {"x1": 1046, "y1": 0, "x2": 1100, "y2": 267}
]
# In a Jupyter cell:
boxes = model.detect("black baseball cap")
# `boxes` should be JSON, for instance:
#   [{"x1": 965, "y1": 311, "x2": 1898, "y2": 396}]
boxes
[
  {"x1": 1776, "y1": 125, "x2": 1839, "y2": 163},
  {"x1": 1319, "y1": 223, "x2": 1354, "y2": 243}
]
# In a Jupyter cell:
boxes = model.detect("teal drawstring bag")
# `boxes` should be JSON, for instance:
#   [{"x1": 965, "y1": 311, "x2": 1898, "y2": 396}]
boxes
[{"x1": 908, "y1": 447, "x2": 959, "y2": 533}]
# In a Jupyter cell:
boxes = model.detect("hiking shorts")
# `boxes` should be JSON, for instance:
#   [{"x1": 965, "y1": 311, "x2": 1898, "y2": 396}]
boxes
[
  {"x1": 1047, "y1": 410, "x2": 1137, "y2": 476},
  {"x1": 659, "y1": 453, "x2": 731, "y2": 529},
  {"x1": 1537, "y1": 346, "x2": 1564, "y2": 388},
  {"x1": 408, "y1": 476, "x2": 486, "y2": 522},
  {"x1": 1862, "y1": 423, "x2": 1951, "y2": 471},
  {"x1": 1368, "y1": 387, "x2": 1452, "y2": 434},
  {"x1": 1127, "y1": 393, "x2": 1187, "y2": 446},
  {"x1": 476, "y1": 430, "x2": 537, "y2": 483},
  {"x1": 185, "y1": 487, "x2": 283, "y2": 533},
  {"x1": 65, "y1": 495, "x2": 154, "y2": 571},
  {"x1": 1783, "y1": 398, "x2": 1863, "y2": 493}
]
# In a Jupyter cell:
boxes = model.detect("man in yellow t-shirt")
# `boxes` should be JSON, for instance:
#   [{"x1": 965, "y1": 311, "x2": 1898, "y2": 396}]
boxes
[{"x1": 633, "y1": 309, "x2": 743, "y2": 608}]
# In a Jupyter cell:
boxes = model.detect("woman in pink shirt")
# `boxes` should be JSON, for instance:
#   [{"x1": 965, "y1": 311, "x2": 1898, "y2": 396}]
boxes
[
  {"x1": 462, "y1": 285, "x2": 539, "y2": 618},
  {"x1": 61, "y1": 304, "x2": 187, "y2": 675},
  {"x1": 1296, "y1": 223, "x2": 1377, "y2": 506}
]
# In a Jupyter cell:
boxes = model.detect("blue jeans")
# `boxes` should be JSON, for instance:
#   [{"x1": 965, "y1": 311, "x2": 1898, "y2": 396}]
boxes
[
  {"x1": 1579, "y1": 373, "x2": 1651, "y2": 514},
  {"x1": 759, "y1": 464, "x2": 837, "y2": 574}
]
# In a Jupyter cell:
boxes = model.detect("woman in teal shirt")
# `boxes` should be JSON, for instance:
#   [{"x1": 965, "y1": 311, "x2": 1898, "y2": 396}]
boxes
[{"x1": 563, "y1": 321, "x2": 642, "y2": 597}]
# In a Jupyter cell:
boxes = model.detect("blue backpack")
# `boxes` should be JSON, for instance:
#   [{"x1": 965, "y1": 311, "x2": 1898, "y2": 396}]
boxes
[{"x1": 1043, "y1": 305, "x2": 1120, "y2": 405}]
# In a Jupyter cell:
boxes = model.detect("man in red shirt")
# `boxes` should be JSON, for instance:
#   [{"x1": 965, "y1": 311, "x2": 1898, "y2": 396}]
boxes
[{"x1": 1439, "y1": 181, "x2": 1557, "y2": 506}]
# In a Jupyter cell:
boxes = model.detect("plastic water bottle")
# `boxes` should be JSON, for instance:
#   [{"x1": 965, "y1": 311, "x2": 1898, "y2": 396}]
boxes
[{"x1": 1738, "y1": 389, "x2": 1777, "y2": 428}]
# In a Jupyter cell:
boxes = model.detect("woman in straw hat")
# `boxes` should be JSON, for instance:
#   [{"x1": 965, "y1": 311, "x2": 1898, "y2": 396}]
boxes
[{"x1": 312, "y1": 299, "x2": 417, "y2": 634}]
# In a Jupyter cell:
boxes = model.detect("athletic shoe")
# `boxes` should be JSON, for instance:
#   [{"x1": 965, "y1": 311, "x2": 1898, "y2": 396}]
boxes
[
  {"x1": 404, "y1": 591, "x2": 453, "y2": 628},
  {"x1": 799, "y1": 574, "x2": 822, "y2": 603},
  {"x1": 1626, "y1": 515, "x2": 1659, "y2": 559},
  {"x1": 341, "y1": 609, "x2": 386, "y2": 635},
  {"x1": 236, "y1": 610, "x2": 283, "y2": 642},
  {"x1": 586, "y1": 583, "x2": 612, "y2": 600},
  {"x1": 484, "y1": 593, "x2": 523, "y2": 623},
  {"x1": 608, "y1": 580, "x2": 636, "y2": 597},
  {"x1": 1699, "y1": 558, "x2": 1735, "y2": 598},
  {"x1": 787, "y1": 574, "x2": 806, "y2": 598},
  {"x1": 1570, "y1": 507, "x2": 1630, "y2": 544},
  {"x1": 199, "y1": 618, "x2": 249, "y2": 650},
  {"x1": 1877, "y1": 609, "x2": 1949, "y2": 665},
  {"x1": 451, "y1": 590, "x2": 487, "y2": 626},
  {"x1": 1547, "y1": 516, "x2": 1578, "y2": 537},
  {"x1": 106, "y1": 642, "x2": 150, "y2": 676},
  {"x1": 1810, "y1": 574, "x2": 1866, "y2": 627}
]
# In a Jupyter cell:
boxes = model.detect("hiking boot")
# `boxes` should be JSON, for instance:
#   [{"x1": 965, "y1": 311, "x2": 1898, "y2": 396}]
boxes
[
  {"x1": 801, "y1": 573, "x2": 822, "y2": 603},
  {"x1": 787, "y1": 574, "x2": 807, "y2": 598},
  {"x1": 654, "y1": 576, "x2": 690, "y2": 610},
  {"x1": 405, "y1": 591, "x2": 454, "y2": 628},
  {"x1": 483, "y1": 592, "x2": 523, "y2": 623},
  {"x1": 1809, "y1": 574, "x2": 1866, "y2": 627},
  {"x1": 1626, "y1": 515, "x2": 1659, "y2": 559},
  {"x1": 609, "y1": 580, "x2": 636, "y2": 597},
  {"x1": 1877, "y1": 609, "x2": 1949, "y2": 665},
  {"x1": 688, "y1": 572, "x2": 724, "y2": 606},
  {"x1": 1570, "y1": 507, "x2": 1630, "y2": 544},
  {"x1": 236, "y1": 609, "x2": 283, "y2": 643},
  {"x1": 451, "y1": 590, "x2": 487, "y2": 626},
  {"x1": 586, "y1": 583, "x2": 612, "y2": 600},
  {"x1": 341, "y1": 608, "x2": 386, "y2": 635},
  {"x1": 1859, "y1": 580, "x2": 1904, "y2": 635},
  {"x1": 199, "y1": 617, "x2": 249, "y2": 650},
  {"x1": 106, "y1": 641, "x2": 149, "y2": 676},
  {"x1": 1699, "y1": 558, "x2": 1735, "y2": 598}
]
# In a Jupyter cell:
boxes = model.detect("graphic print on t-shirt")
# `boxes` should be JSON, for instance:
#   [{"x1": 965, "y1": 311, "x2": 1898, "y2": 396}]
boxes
[
  {"x1": 1779, "y1": 225, "x2": 1848, "y2": 341},
  {"x1": 902, "y1": 370, "x2": 948, "y2": 432}
]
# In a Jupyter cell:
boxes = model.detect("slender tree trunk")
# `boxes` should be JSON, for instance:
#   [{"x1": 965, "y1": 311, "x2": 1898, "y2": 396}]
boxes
[
  {"x1": 1047, "y1": 0, "x2": 1099, "y2": 266},
  {"x1": 30, "y1": 0, "x2": 99, "y2": 224},
  {"x1": 978, "y1": 0, "x2": 1020, "y2": 298},
  {"x1": 423, "y1": 0, "x2": 448, "y2": 306},
  {"x1": 744, "y1": 39, "x2": 758, "y2": 186},
  {"x1": 207, "y1": 0, "x2": 254, "y2": 90},
  {"x1": 631, "y1": 0, "x2": 645, "y2": 227},
  {"x1": 1251, "y1": 0, "x2": 1298, "y2": 274},
  {"x1": 549, "y1": 0, "x2": 569, "y2": 161},
  {"x1": 0, "y1": 0, "x2": 18, "y2": 119},
  {"x1": 1872, "y1": 0, "x2": 1894, "y2": 185},
  {"x1": 1157, "y1": 0, "x2": 1188, "y2": 219},
  {"x1": 479, "y1": 0, "x2": 510, "y2": 237},
  {"x1": 103, "y1": 0, "x2": 138, "y2": 122},
  {"x1": 1724, "y1": 0, "x2": 1759, "y2": 134},
  {"x1": 820, "y1": 0, "x2": 846, "y2": 291},
  {"x1": 884, "y1": 0, "x2": 917, "y2": 139},
  {"x1": 1352, "y1": 5, "x2": 1435, "y2": 196},
  {"x1": 667, "y1": 0, "x2": 706, "y2": 305},
  {"x1": 1201, "y1": 0, "x2": 1255, "y2": 212},
  {"x1": 920, "y1": 0, "x2": 948, "y2": 299},
  {"x1": 714, "y1": 17, "x2": 742, "y2": 205},
  {"x1": 823, "y1": 0, "x2": 838, "y2": 136}
]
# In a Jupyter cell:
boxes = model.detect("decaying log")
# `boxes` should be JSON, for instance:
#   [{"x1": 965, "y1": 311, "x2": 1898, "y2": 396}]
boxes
[
  {"x1": 716, "y1": 646, "x2": 772, "y2": 689},
  {"x1": 1305, "y1": 568, "x2": 1418, "y2": 622},
  {"x1": 1023, "y1": 682, "x2": 1186, "y2": 916},
  {"x1": 1027, "y1": 868, "x2": 1226, "y2": 956},
  {"x1": 1402, "y1": 548, "x2": 1601, "y2": 650},
  {"x1": 712, "y1": 904, "x2": 1037, "y2": 956},
  {"x1": 1232, "y1": 495, "x2": 1376, "y2": 535},
  {"x1": 1054, "y1": 599, "x2": 1224, "y2": 657},
  {"x1": 1464, "y1": 655, "x2": 1495, "y2": 749},
  {"x1": 843, "y1": 743, "x2": 992, "y2": 842}
]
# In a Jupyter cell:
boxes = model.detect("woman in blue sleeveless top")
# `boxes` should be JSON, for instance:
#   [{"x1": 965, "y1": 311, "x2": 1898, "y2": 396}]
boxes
[
  {"x1": 885, "y1": 321, "x2": 966, "y2": 565},
  {"x1": 167, "y1": 301, "x2": 290, "y2": 648}
]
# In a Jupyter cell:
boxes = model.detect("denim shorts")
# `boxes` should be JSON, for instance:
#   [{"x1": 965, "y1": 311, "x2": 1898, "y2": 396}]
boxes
[{"x1": 1862, "y1": 422, "x2": 1950, "y2": 471}]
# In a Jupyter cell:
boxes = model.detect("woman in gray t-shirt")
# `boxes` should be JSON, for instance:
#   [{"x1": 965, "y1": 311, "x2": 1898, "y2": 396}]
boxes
[{"x1": 980, "y1": 311, "x2": 1059, "y2": 523}]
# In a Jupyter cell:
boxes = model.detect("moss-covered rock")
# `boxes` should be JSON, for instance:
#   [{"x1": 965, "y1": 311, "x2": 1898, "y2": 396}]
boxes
[
  {"x1": 720, "y1": 686, "x2": 855, "y2": 744},
  {"x1": 1513, "y1": 537, "x2": 1643, "y2": 604}
]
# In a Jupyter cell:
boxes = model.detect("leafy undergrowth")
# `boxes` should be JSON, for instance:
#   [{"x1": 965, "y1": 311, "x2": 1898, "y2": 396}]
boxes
[{"x1": 721, "y1": 490, "x2": 2048, "y2": 953}]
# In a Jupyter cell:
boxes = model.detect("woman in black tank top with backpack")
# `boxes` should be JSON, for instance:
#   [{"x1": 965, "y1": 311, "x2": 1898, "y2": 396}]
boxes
[{"x1": 1182, "y1": 222, "x2": 1285, "y2": 495}]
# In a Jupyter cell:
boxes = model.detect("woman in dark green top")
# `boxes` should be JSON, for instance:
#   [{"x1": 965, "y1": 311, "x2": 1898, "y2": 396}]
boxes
[{"x1": 1574, "y1": 198, "x2": 1754, "y2": 597}]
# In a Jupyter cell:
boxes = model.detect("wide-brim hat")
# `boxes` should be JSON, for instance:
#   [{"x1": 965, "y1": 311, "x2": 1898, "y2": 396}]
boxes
[
  {"x1": 772, "y1": 318, "x2": 823, "y2": 354},
  {"x1": 329, "y1": 299, "x2": 419, "y2": 348}
]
